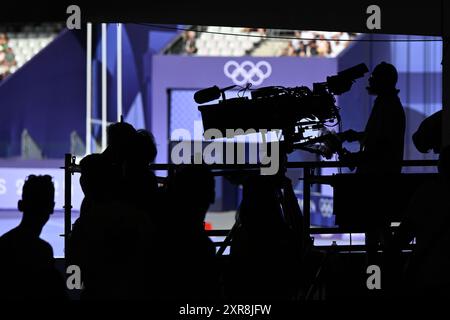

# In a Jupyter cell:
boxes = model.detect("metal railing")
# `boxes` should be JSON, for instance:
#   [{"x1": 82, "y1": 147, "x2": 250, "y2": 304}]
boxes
[{"x1": 62, "y1": 154, "x2": 438, "y2": 259}]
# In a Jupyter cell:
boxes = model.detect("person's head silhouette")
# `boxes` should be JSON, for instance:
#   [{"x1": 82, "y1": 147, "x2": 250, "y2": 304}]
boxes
[
  {"x1": 366, "y1": 61, "x2": 399, "y2": 95},
  {"x1": 17, "y1": 175, "x2": 55, "y2": 234},
  {"x1": 135, "y1": 129, "x2": 158, "y2": 165},
  {"x1": 412, "y1": 111, "x2": 442, "y2": 154},
  {"x1": 104, "y1": 121, "x2": 137, "y2": 163},
  {"x1": 79, "y1": 153, "x2": 110, "y2": 201}
]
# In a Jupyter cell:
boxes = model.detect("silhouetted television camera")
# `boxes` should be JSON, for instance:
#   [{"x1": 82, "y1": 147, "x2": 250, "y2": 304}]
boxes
[{"x1": 196, "y1": 63, "x2": 368, "y2": 148}]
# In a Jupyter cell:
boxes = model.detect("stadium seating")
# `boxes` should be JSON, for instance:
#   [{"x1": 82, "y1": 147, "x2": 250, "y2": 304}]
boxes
[
  {"x1": 195, "y1": 26, "x2": 262, "y2": 56},
  {"x1": 1, "y1": 23, "x2": 63, "y2": 74},
  {"x1": 180, "y1": 26, "x2": 356, "y2": 57}
]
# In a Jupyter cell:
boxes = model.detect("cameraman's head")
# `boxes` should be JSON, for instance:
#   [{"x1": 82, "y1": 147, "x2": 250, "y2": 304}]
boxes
[{"x1": 367, "y1": 62, "x2": 398, "y2": 95}]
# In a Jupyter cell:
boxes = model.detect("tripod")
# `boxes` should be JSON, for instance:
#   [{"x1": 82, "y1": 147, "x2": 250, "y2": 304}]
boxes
[
  {"x1": 215, "y1": 141, "x2": 311, "y2": 252},
  {"x1": 215, "y1": 141, "x2": 318, "y2": 300}
]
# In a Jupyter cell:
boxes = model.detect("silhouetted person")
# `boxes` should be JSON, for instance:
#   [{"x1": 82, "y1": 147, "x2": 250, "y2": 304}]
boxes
[
  {"x1": 78, "y1": 153, "x2": 114, "y2": 203},
  {"x1": 67, "y1": 153, "x2": 113, "y2": 297},
  {"x1": 101, "y1": 121, "x2": 138, "y2": 201},
  {"x1": 0, "y1": 175, "x2": 67, "y2": 300},
  {"x1": 341, "y1": 61, "x2": 405, "y2": 174},
  {"x1": 123, "y1": 129, "x2": 159, "y2": 212},
  {"x1": 412, "y1": 110, "x2": 442, "y2": 154},
  {"x1": 69, "y1": 130, "x2": 154, "y2": 299},
  {"x1": 340, "y1": 62, "x2": 406, "y2": 267},
  {"x1": 137, "y1": 129, "x2": 158, "y2": 163},
  {"x1": 103, "y1": 121, "x2": 137, "y2": 166},
  {"x1": 412, "y1": 58, "x2": 443, "y2": 154},
  {"x1": 153, "y1": 165, "x2": 219, "y2": 301},
  {"x1": 392, "y1": 146, "x2": 450, "y2": 298},
  {"x1": 226, "y1": 175, "x2": 301, "y2": 300}
]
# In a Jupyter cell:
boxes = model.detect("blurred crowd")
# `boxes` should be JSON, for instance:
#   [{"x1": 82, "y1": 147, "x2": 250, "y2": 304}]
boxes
[
  {"x1": 0, "y1": 33, "x2": 17, "y2": 81},
  {"x1": 180, "y1": 28, "x2": 355, "y2": 57},
  {"x1": 281, "y1": 31, "x2": 356, "y2": 57}
]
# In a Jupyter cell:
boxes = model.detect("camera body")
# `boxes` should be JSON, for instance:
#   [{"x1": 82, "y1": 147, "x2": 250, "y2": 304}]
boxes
[
  {"x1": 198, "y1": 85, "x2": 338, "y2": 135},
  {"x1": 197, "y1": 63, "x2": 369, "y2": 153}
]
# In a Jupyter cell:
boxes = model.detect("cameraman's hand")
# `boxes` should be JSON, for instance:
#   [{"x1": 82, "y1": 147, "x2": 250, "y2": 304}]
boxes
[{"x1": 341, "y1": 129, "x2": 362, "y2": 142}]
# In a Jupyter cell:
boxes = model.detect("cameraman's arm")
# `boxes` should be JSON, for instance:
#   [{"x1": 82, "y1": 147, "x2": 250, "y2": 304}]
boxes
[{"x1": 341, "y1": 129, "x2": 365, "y2": 143}]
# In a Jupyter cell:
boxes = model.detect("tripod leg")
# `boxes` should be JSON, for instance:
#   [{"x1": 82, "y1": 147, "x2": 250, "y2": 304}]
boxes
[{"x1": 216, "y1": 219, "x2": 240, "y2": 257}]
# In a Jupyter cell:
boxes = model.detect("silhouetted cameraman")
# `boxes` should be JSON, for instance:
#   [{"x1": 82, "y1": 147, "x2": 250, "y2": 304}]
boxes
[
  {"x1": 340, "y1": 62, "x2": 406, "y2": 269},
  {"x1": 341, "y1": 61, "x2": 405, "y2": 174}
]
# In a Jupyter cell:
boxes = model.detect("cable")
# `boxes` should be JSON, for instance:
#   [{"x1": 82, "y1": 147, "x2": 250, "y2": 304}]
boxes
[
  {"x1": 236, "y1": 83, "x2": 252, "y2": 97},
  {"x1": 236, "y1": 85, "x2": 245, "y2": 97},
  {"x1": 136, "y1": 23, "x2": 443, "y2": 42}
]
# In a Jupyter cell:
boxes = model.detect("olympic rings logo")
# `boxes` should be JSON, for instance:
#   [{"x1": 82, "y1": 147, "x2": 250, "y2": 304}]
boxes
[{"x1": 223, "y1": 60, "x2": 272, "y2": 86}]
